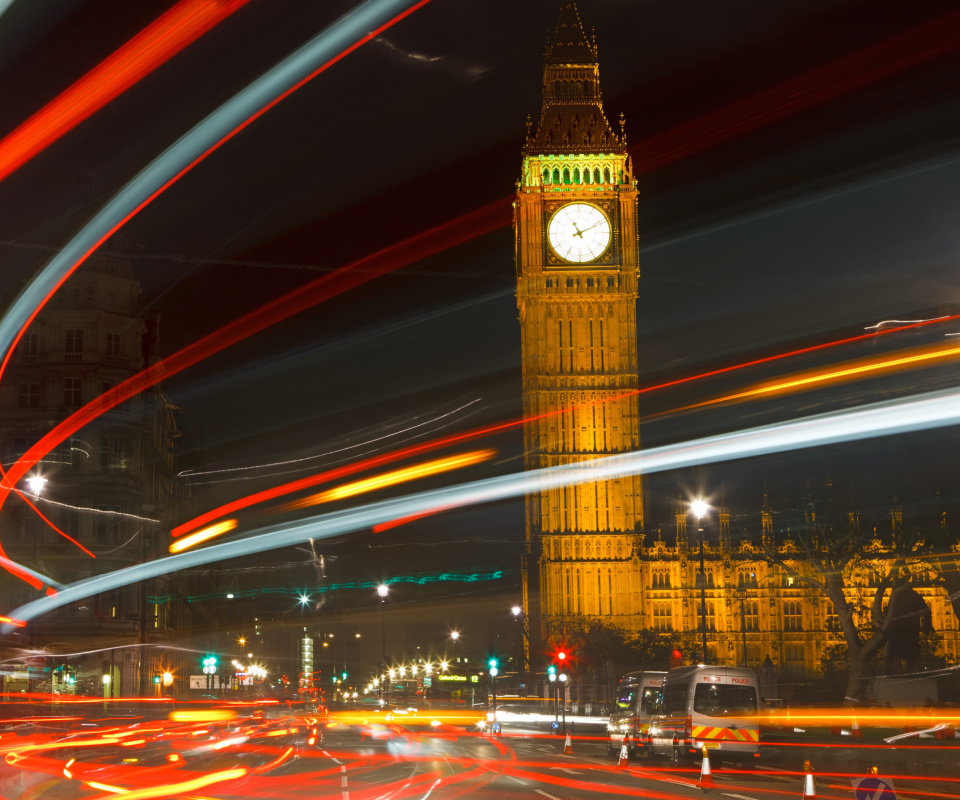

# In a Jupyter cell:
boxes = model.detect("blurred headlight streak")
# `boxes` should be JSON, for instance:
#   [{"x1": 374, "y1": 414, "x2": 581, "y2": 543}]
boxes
[
  {"x1": 11, "y1": 385, "x2": 960, "y2": 630},
  {"x1": 83, "y1": 768, "x2": 247, "y2": 798},
  {"x1": 168, "y1": 519, "x2": 238, "y2": 553},
  {"x1": 0, "y1": 0, "x2": 254, "y2": 185},
  {"x1": 169, "y1": 710, "x2": 237, "y2": 722},
  {"x1": 0, "y1": 0, "x2": 435, "y2": 585},
  {"x1": 281, "y1": 450, "x2": 497, "y2": 510}
]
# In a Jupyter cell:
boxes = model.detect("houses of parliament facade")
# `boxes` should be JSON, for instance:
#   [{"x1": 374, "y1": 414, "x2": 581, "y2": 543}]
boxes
[{"x1": 515, "y1": 2, "x2": 960, "y2": 680}]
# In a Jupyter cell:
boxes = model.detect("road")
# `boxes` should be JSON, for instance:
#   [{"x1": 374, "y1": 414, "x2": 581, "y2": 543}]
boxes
[{"x1": 1, "y1": 711, "x2": 956, "y2": 799}]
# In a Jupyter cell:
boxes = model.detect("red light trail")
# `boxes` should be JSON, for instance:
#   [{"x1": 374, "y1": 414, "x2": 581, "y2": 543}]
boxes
[
  {"x1": 0, "y1": 0, "x2": 254, "y2": 185},
  {"x1": 2, "y1": 4, "x2": 958, "y2": 588},
  {"x1": 170, "y1": 314, "x2": 960, "y2": 539}
]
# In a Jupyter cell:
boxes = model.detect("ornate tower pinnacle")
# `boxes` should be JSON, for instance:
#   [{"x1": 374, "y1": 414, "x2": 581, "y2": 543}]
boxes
[{"x1": 516, "y1": 1, "x2": 642, "y2": 641}]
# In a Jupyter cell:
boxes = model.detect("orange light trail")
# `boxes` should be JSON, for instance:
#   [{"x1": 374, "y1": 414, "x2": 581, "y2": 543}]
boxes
[
  {"x1": 82, "y1": 768, "x2": 247, "y2": 799},
  {"x1": 170, "y1": 314, "x2": 960, "y2": 539},
  {"x1": 3, "y1": 5, "x2": 958, "y2": 588},
  {"x1": 0, "y1": 0, "x2": 439, "y2": 588},
  {"x1": 0, "y1": 615, "x2": 26, "y2": 628},
  {"x1": 168, "y1": 519, "x2": 237, "y2": 553},
  {"x1": 281, "y1": 450, "x2": 496, "y2": 511},
  {"x1": 681, "y1": 341, "x2": 960, "y2": 411},
  {"x1": 0, "y1": 0, "x2": 253, "y2": 185}
]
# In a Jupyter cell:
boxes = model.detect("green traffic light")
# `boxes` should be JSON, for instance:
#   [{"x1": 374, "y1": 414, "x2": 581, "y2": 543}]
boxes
[{"x1": 488, "y1": 657, "x2": 498, "y2": 669}]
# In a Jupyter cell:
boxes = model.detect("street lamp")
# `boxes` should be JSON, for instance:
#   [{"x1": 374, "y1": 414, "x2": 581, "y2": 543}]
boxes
[
  {"x1": 377, "y1": 585, "x2": 389, "y2": 703},
  {"x1": 511, "y1": 605, "x2": 524, "y2": 696},
  {"x1": 690, "y1": 499, "x2": 709, "y2": 664},
  {"x1": 26, "y1": 474, "x2": 46, "y2": 497}
]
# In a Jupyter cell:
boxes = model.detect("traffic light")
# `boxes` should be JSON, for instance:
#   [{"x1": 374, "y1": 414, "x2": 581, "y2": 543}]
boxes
[
  {"x1": 547, "y1": 664, "x2": 557, "y2": 682},
  {"x1": 342, "y1": 671, "x2": 348, "y2": 680},
  {"x1": 202, "y1": 655, "x2": 218, "y2": 674},
  {"x1": 557, "y1": 651, "x2": 566, "y2": 662},
  {"x1": 488, "y1": 657, "x2": 498, "y2": 677},
  {"x1": 153, "y1": 674, "x2": 161, "y2": 684},
  {"x1": 669, "y1": 649, "x2": 683, "y2": 669}
]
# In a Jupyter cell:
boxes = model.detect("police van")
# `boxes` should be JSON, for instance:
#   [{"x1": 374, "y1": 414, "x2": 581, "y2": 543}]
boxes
[
  {"x1": 607, "y1": 670, "x2": 666, "y2": 757},
  {"x1": 648, "y1": 665, "x2": 760, "y2": 768}
]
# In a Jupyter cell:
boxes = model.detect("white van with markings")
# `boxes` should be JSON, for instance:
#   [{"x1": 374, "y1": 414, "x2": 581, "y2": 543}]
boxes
[
  {"x1": 607, "y1": 670, "x2": 666, "y2": 757},
  {"x1": 648, "y1": 665, "x2": 761, "y2": 769}
]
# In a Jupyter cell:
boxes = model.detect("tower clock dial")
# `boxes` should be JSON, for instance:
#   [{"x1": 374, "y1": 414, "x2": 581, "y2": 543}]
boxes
[{"x1": 547, "y1": 202, "x2": 611, "y2": 263}]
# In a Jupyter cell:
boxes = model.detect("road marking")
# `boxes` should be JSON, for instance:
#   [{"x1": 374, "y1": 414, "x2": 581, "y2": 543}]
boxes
[
  {"x1": 549, "y1": 767, "x2": 580, "y2": 775},
  {"x1": 722, "y1": 794, "x2": 758, "y2": 800},
  {"x1": 507, "y1": 776, "x2": 529, "y2": 786},
  {"x1": 536, "y1": 791, "x2": 564, "y2": 800},
  {"x1": 420, "y1": 778, "x2": 441, "y2": 800}
]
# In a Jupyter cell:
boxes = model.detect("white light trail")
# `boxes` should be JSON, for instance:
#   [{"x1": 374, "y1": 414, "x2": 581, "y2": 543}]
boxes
[
  {"x1": 0, "y1": 0, "x2": 429, "y2": 367},
  {"x1": 7, "y1": 385, "x2": 960, "y2": 630}
]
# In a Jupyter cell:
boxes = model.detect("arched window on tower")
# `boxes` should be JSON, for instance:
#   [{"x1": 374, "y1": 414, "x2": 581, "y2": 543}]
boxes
[
  {"x1": 594, "y1": 167, "x2": 601, "y2": 183},
  {"x1": 562, "y1": 168, "x2": 571, "y2": 185},
  {"x1": 542, "y1": 168, "x2": 550, "y2": 184},
  {"x1": 603, "y1": 167, "x2": 611, "y2": 183},
  {"x1": 573, "y1": 167, "x2": 580, "y2": 184},
  {"x1": 553, "y1": 167, "x2": 561, "y2": 184}
]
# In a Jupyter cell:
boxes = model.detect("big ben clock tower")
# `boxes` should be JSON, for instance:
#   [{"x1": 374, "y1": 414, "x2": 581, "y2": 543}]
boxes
[{"x1": 516, "y1": 1, "x2": 643, "y2": 643}]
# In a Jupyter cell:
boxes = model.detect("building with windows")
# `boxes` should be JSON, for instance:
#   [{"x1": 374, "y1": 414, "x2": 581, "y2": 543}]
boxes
[
  {"x1": 516, "y1": 1, "x2": 960, "y2": 684},
  {"x1": 0, "y1": 253, "x2": 185, "y2": 696}
]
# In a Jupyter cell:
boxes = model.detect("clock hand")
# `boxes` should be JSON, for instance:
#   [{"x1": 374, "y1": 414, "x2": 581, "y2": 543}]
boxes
[
  {"x1": 577, "y1": 220, "x2": 604, "y2": 235},
  {"x1": 571, "y1": 221, "x2": 583, "y2": 238}
]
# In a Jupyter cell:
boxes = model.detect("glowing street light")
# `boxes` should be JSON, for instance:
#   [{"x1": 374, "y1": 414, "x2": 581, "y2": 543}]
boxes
[
  {"x1": 238, "y1": 637, "x2": 246, "y2": 646},
  {"x1": 26, "y1": 475, "x2": 46, "y2": 497},
  {"x1": 690, "y1": 499, "x2": 709, "y2": 521},
  {"x1": 298, "y1": 594, "x2": 310, "y2": 607},
  {"x1": 450, "y1": 630, "x2": 460, "y2": 641},
  {"x1": 690, "y1": 498, "x2": 710, "y2": 665},
  {"x1": 511, "y1": 605, "x2": 522, "y2": 617},
  {"x1": 377, "y1": 584, "x2": 389, "y2": 599}
]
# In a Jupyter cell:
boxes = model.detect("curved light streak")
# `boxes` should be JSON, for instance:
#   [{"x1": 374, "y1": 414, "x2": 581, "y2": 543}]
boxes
[
  {"x1": 0, "y1": 0, "x2": 433, "y2": 586},
  {"x1": 0, "y1": 0, "x2": 254, "y2": 185},
  {"x1": 8, "y1": 385, "x2": 960, "y2": 630},
  {"x1": 168, "y1": 519, "x2": 238, "y2": 553}
]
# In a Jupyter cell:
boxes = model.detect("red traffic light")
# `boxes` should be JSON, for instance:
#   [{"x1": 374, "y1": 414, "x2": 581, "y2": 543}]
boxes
[
  {"x1": 669, "y1": 649, "x2": 683, "y2": 669},
  {"x1": 557, "y1": 651, "x2": 566, "y2": 661}
]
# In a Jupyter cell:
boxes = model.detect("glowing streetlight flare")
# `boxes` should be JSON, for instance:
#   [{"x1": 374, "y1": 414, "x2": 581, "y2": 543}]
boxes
[
  {"x1": 25, "y1": 475, "x2": 46, "y2": 496},
  {"x1": 690, "y1": 500, "x2": 709, "y2": 520},
  {"x1": 377, "y1": 584, "x2": 389, "y2": 598}
]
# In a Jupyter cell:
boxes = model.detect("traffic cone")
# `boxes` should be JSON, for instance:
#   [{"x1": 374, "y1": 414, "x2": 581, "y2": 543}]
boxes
[
  {"x1": 801, "y1": 760, "x2": 816, "y2": 800},
  {"x1": 850, "y1": 716, "x2": 862, "y2": 738},
  {"x1": 699, "y1": 745, "x2": 714, "y2": 790},
  {"x1": 563, "y1": 733, "x2": 573, "y2": 755},
  {"x1": 618, "y1": 735, "x2": 629, "y2": 768}
]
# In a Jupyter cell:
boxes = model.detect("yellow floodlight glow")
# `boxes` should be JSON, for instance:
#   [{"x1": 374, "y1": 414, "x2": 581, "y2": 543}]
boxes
[
  {"x1": 169, "y1": 519, "x2": 238, "y2": 553},
  {"x1": 282, "y1": 450, "x2": 497, "y2": 511}
]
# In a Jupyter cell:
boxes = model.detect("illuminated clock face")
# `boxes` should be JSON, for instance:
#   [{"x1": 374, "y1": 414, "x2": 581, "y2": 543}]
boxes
[{"x1": 547, "y1": 203, "x2": 611, "y2": 263}]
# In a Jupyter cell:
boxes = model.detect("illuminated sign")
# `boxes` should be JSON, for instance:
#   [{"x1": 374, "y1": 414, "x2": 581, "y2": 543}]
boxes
[{"x1": 438, "y1": 674, "x2": 468, "y2": 682}]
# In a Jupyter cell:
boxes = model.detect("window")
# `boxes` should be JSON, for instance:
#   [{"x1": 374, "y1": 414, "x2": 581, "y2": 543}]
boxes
[
  {"x1": 653, "y1": 602, "x2": 672, "y2": 631},
  {"x1": 546, "y1": 278, "x2": 553, "y2": 288},
  {"x1": 106, "y1": 332, "x2": 121, "y2": 356},
  {"x1": 697, "y1": 601, "x2": 717, "y2": 631},
  {"x1": 63, "y1": 378, "x2": 82, "y2": 408},
  {"x1": 15, "y1": 333, "x2": 37, "y2": 355},
  {"x1": 96, "y1": 505, "x2": 122, "y2": 545},
  {"x1": 100, "y1": 436, "x2": 126, "y2": 472},
  {"x1": 17, "y1": 383, "x2": 39, "y2": 409},
  {"x1": 662, "y1": 682, "x2": 688, "y2": 716},
  {"x1": 607, "y1": 277, "x2": 615, "y2": 288},
  {"x1": 824, "y1": 601, "x2": 840, "y2": 632},
  {"x1": 652, "y1": 571, "x2": 670, "y2": 589},
  {"x1": 738, "y1": 570, "x2": 758, "y2": 588},
  {"x1": 784, "y1": 644, "x2": 804, "y2": 675},
  {"x1": 744, "y1": 600, "x2": 759, "y2": 631},
  {"x1": 784, "y1": 600, "x2": 803, "y2": 631},
  {"x1": 65, "y1": 329, "x2": 84, "y2": 353},
  {"x1": 693, "y1": 683, "x2": 757, "y2": 716}
]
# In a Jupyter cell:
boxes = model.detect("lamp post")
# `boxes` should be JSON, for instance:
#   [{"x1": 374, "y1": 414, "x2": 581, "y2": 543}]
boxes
[
  {"x1": 511, "y1": 605, "x2": 524, "y2": 696},
  {"x1": 691, "y1": 499, "x2": 709, "y2": 665},
  {"x1": 377, "y1": 585, "x2": 388, "y2": 703}
]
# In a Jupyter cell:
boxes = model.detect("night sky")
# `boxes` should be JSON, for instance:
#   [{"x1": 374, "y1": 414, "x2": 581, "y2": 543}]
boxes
[{"x1": 2, "y1": 0, "x2": 960, "y2": 661}]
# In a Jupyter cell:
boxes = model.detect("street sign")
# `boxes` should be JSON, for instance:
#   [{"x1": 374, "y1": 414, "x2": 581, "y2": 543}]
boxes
[
  {"x1": 852, "y1": 776, "x2": 897, "y2": 800},
  {"x1": 24, "y1": 656, "x2": 45, "y2": 668}
]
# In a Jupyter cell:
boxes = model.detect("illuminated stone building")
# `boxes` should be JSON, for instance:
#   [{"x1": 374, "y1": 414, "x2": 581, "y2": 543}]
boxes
[
  {"x1": 517, "y1": 2, "x2": 960, "y2": 683},
  {"x1": 516, "y1": 0, "x2": 643, "y2": 642},
  {"x1": 0, "y1": 253, "x2": 185, "y2": 696}
]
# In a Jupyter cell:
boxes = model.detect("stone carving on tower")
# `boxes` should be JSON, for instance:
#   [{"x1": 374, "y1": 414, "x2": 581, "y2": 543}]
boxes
[{"x1": 515, "y1": 0, "x2": 643, "y2": 643}]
